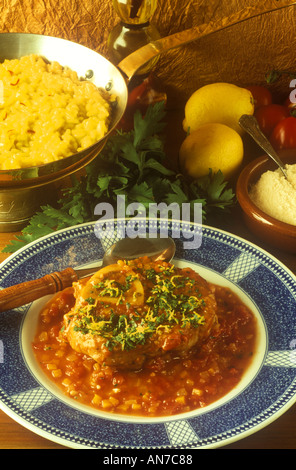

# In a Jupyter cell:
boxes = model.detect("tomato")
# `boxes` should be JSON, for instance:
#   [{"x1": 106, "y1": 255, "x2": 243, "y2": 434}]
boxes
[
  {"x1": 270, "y1": 116, "x2": 296, "y2": 150},
  {"x1": 254, "y1": 104, "x2": 290, "y2": 136},
  {"x1": 246, "y1": 85, "x2": 273, "y2": 109},
  {"x1": 127, "y1": 76, "x2": 151, "y2": 108}
]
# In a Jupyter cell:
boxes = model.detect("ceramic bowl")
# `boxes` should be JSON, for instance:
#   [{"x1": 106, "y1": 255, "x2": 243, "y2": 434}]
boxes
[{"x1": 236, "y1": 149, "x2": 296, "y2": 254}]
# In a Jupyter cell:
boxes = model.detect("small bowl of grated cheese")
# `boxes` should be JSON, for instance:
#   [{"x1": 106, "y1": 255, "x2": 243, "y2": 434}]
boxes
[{"x1": 236, "y1": 149, "x2": 296, "y2": 253}]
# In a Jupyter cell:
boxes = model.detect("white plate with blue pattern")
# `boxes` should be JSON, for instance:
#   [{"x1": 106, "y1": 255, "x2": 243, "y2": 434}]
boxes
[{"x1": 0, "y1": 219, "x2": 296, "y2": 449}]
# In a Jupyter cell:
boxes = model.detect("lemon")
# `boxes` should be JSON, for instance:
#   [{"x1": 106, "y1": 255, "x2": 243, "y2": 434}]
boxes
[
  {"x1": 179, "y1": 122, "x2": 244, "y2": 180},
  {"x1": 183, "y1": 82, "x2": 254, "y2": 135}
]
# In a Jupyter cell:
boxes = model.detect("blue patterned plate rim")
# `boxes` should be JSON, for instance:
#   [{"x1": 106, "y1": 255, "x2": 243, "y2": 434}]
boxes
[{"x1": 0, "y1": 219, "x2": 295, "y2": 449}]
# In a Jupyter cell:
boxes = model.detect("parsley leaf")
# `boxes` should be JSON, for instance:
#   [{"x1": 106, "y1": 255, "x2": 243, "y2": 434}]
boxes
[{"x1": 3, "y1": 101, "x2": 235, "y2": 253}]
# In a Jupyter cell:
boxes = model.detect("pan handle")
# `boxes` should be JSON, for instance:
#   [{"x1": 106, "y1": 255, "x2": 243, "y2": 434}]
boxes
[{"x1": 117, "y1": 1, "x2": 296, "y2": 81}]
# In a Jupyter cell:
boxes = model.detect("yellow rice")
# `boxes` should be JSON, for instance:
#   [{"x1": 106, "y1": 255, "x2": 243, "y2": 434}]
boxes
[{"x1": 0, "y1": 54, "x2": 113, "y2": 170}]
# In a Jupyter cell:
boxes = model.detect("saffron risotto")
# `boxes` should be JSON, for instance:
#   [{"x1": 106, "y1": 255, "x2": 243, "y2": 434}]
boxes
[{"x1": 0, "y1": 54, "x2": 114, "y2": 170}]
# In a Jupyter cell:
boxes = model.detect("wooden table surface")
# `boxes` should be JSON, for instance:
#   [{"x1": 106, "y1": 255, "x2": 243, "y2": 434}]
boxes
[{"x1": 0, "y1": 207, "x2": 295, "y2": 450}]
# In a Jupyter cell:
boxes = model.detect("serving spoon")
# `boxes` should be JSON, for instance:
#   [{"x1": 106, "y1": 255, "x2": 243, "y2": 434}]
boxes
[
  {"x1": 0, "y1": 236, "x2": 176, "y2": 312},
  {"x1": 239, "y1": 114, "x2": 288, "y2": 179}
]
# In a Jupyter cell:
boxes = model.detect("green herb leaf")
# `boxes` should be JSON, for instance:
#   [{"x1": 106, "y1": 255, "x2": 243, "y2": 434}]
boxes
[
  {"x1": 133, "y1": 102, "x2": 166, "y2": 148},
  {"x1": 3, "y1": 102, "x2": 235, "y2": 253}
]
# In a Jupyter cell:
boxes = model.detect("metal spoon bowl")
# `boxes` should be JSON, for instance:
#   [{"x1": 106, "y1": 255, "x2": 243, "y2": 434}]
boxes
[
  {"x1": 0, "y1": 235, "x2": 176, "y2": 312},
  {"x1": 102, "y1": 236, "x2": 176, "y2": 266}
]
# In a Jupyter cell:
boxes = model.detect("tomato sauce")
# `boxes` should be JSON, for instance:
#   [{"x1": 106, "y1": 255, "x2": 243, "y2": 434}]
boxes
[{"x1": 32, "y1": 276, "x2": 257, "y2": 417}]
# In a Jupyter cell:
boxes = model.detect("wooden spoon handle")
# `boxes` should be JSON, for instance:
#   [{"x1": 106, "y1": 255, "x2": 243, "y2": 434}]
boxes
[{"x1": 0, "y1": 267, "x2": 78, "y2": 312}]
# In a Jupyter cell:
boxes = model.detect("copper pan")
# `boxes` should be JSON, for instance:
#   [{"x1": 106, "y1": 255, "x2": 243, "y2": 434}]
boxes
[{"x1": 0, "y1": 1, "x2": 295, "y2": 189}]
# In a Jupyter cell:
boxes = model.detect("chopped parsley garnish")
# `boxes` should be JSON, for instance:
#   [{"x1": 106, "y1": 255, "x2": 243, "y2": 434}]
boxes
[
  {"x1": 88, "y1": 275, "x2": 139, "y2": 306},
  {"x1": 73, "y1": 265, "x2": 206, "y2": 352}
]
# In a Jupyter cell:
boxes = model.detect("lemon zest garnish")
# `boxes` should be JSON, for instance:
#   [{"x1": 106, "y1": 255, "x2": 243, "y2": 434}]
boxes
[{"x1": 72, "y1": 262, "x2": 206, "y2": 351}]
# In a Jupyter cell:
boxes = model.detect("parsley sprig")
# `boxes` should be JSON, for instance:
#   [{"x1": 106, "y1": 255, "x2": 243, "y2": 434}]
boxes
[{"x1": 3, "y1": 101, "x2": 235, "y2": 252}]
